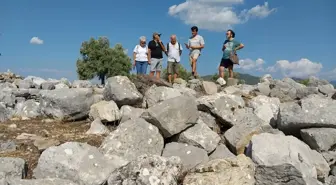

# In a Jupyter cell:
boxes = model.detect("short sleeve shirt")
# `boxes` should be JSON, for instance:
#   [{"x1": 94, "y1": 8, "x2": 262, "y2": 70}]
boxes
[
  {"x1": 148, "y1": 40, "x2": 164, "y2": 59},
  {"x1": 133, "y1": 45, "x2": 148, "y2": 61},
  {"x1": 222, "y1": 39, "x2": 241, "y2": 59},
  {"x1": 167, "y1": 42, "x2": 183, "y2": 62},
  {"x1": 188, "y1": 35, "x2": 205, "y2": 55}
]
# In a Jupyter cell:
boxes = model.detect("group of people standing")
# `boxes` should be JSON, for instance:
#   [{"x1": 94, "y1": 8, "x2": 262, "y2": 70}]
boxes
[{"x1": 132, "y1": 26, "x2": 244, "y2": 84}]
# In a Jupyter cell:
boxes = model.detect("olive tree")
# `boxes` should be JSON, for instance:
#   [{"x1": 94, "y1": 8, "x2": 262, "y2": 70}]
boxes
[{"x1": 76, "y1": 36, "x2": 131, "y2": 85}]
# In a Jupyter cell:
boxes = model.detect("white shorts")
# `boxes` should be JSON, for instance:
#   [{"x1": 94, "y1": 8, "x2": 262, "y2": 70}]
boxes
[{"x1": 189, "y1": 52, "x2": 200, "y2": 65}]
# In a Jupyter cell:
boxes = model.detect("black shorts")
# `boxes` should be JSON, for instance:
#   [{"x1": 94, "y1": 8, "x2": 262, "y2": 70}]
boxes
[{"x1": 220, "y1": 58, "x2": 233, "y2": 68}]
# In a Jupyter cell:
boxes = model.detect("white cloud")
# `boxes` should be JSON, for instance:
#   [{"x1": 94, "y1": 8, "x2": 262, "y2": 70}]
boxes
[
  {"x1": 168, "y1": 1, "x2": 276, "y2": 31},
  {"x1": 266, "y1": 58, "x2": 323, "y2": 79},
  {"x1": 247, "y1": 2, "x2": 276, "y2": 18},
  {"x1": 320, "y1": 68, "x2": 336, "y2": 80},
  {"x1": 30, "y1": 37, "x2": 44, "y2": 45},
  {"x1": 237, "y1": 58, "x2": 265, "y2": 71}
]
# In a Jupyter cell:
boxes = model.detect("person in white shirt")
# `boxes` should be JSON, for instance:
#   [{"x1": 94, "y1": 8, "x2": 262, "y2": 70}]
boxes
[
  {"x1": 184, "y1": 26, "x2": 205, "y2": 79},
  {"x1": 166, "y1": 35, "x2": 183, "y2": 84},
  {"x1": 133, "y1": 36, "x2": 150, "y2": 75}
]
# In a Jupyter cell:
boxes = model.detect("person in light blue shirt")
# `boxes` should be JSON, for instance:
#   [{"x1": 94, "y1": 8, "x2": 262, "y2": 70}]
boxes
[{"x1": 219, "y1": 29, "x2": 244, "y2": 79}]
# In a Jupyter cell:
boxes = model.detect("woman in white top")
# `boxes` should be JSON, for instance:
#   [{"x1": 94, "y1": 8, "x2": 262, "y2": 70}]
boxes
[{"x1": 133, "y1": 36, "x2": 150, "y2": 74}]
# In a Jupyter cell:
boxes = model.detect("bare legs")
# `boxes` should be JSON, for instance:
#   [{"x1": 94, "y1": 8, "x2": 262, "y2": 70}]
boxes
[{"x1": 218, "y1": 65, "x2": 234, "y2": 78}]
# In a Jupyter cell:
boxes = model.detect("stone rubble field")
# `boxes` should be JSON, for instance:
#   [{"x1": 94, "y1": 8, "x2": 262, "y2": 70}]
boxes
[{"x1": 1, "y1": 71, "x2": 336, "y2": 185}]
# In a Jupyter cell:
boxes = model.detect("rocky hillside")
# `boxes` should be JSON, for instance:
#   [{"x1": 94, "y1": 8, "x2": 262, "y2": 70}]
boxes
[{"x1": 0, "y1": 71, "x2": 336, "y2": 185}]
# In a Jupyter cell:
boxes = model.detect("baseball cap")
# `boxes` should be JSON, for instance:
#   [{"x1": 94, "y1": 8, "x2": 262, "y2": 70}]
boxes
[{"x1": 153, "y1": 32, "x2": 161, "y2": 37}]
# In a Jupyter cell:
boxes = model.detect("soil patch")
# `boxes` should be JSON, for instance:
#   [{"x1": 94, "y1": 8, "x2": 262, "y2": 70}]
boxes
[{"x1": 0, "y1": 119, "x2": 115, "y2": 179}]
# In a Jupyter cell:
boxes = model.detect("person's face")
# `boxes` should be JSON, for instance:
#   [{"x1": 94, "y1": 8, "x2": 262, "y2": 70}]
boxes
[
  {"x1": 171, "y1": 37, "x2": 176, "y2": 44},
  {"x1": 191, "y1": 30, "x2": 197, "y2": 36},
  {"x1": 154, "y1": 34, "x2": 160, "y2": 40},
  {"x1": 226, "y1": 31, "x2": 232, "y2": 39},
  {"x1": 140, "y1": 40, "x2": 146, "y2": 46}
]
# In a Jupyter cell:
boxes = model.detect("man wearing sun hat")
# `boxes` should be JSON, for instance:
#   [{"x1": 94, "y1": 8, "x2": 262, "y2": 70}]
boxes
[{"x1": 148, "y1": 32, "x2": 167, "y2": 79}]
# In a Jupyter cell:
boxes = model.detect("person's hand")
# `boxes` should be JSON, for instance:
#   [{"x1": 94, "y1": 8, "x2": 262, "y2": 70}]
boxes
[
  {"x1": 133, "y1": 61, "x2": 136, "y2": 67},
  {"x1": 184, "y1": 43, "x2": 189, "y2": 49}
]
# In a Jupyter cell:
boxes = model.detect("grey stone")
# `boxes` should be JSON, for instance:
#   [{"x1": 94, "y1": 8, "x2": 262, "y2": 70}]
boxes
[
  {"x1": 318, "y1": 84, "x2": 335, "y2": 96},
  {"x1": 39, "y1": 88, "x2": 95, "y2": 121},
  {"x1": 251, "y1": 133, "x2": 330, "y2": 183},
  {"x1": 142, "y1": 85, "x2": 181, "y2": 108},
  {"x1": 209, "y1": 144, "x2": 235, "y2": 160},
  {"x1": 141, "y1": 95, "x2": 199, "y2": 138},
  {"x1": 202, "y1": 81, "x2": 217, "y2": 95},
  {"x1": 178, "y1": 121, "x2": 221, "y2": 153},
  {"x1": 277, "y1": 95, "x2": 336, "y2": 134},
  {"x1": 72, "y1": 80, "x2": 92, "y2": 88},
  {"x1": 86, "y1": 118, "x2": 110, "y2": 135},
  {"x1": 33, "y1": 138, "x2": 60, "y2": 152},
  {"x1": 119, "y1": 105, "x2": 145, "y2": 123},
  {"x1": 103, "y1": 76, "x2": 143, "y2": 107},
  {"x1": 23, "y1": 76, "x2": 46, "y2": 87},
  {"x1": 301, "y1": 128, "x2": 336, "y2": 152},
  {"x1": 260, "y1": 74, "x2": 273, "y2": 83},
  {"x1": 0, "y1": 157, "x2": 26, "y2": 179},
  {"x1": 40, "y1": 81, "x2": 57, "y2": 90},
  {"x1": 15, "y1": 79, "x2": 35, "y2": 89},
  {"x1": 0, "y1": 103, "x2": 12, "y2": 122},
  {"x1": 325, "y1": 176, "x2": 336, "y2": 185},
  {"x1": 11, "y1": 89, "x2": 40, "y2": 99},
  {"x1": 321, "y1": 151, "x2": 336, "y2": 166},
  {"x1": 248, "y1": 95, "x2": 280, "y2": 125},
  {"x1": 14, "y1": 100, "x2": 41, "y2": 118},
  {"x1": 0, "y1": 92, "x2": 15, "y2": 108},
  {"x1": 257, "y1": 82, "x2": 271, "y2": 96},
  {"x1": 196, "y1": 93, "x2": 245, "y2": 127},
  {"x1": 108, "y1": 155, "x2": 182, "y2": 185},
  {"x1": 225, "y1": 115, "x2": 281, "y2": 155},
  {"x1": 226, "y1": 78, "x2": 239, "y2": 86},
  {"x1": 307, "y1": 76, "x2": 330, "y2": 87},
  {"x1": 162, "y1": 142, "x2": 208, "y2": 172},
  {"x1": 54, "y1": 83, "x2": 69, "y2": 89},
  {"x1": 6, "y1": 178, "x2": 79, "y2": 185},
  {"x1": 198, "y1": 111, "x2": 220, "y2": 133},
  {"x1": 0, "y1": 140, "x2": 16, "y2": 153},
  {"x1": 100, "y1": 118, "x2": 164, "y2": 161},
  {"x1": 33, "y1": 142, "x2": 124, "y2": 185},
  {"x1": 88, "y1": 100, "x2": 121, "y2": 122},
  {"x1": 183, "y1": 155, "x2": 255, "y2": 185}
]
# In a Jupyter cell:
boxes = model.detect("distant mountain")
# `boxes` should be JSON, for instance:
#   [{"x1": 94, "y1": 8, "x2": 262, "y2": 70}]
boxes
[
  {"x1": 331, "y1": 80, "x2": 336, "y2": 86},
  {"x1": 201, "y1": 72, "x2": 260, "y2": 85}
]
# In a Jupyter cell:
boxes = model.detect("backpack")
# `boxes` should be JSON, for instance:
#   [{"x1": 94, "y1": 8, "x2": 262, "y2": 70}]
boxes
[{"x1": 167, "y1": 42, "x2": 181, "y2": 54}]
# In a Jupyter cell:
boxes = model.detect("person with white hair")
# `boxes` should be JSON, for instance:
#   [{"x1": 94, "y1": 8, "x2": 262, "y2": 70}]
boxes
[{"x1": 133, "y1": 36, "x2": 150, "y2": 75}]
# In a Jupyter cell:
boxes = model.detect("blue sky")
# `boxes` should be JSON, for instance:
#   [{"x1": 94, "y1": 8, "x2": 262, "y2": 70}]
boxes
[{"x1": 0, "y1": 0, "x2": 335, "y2": 81}]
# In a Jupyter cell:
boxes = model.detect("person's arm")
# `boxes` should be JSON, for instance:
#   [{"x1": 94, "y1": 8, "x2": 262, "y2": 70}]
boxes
[
  {"x1": 158, "y1": 41, "x2": 167, "y2": 55},
  {"x1": 133, "y1": 52, "x2": 137, "y2": 66},
  {"x1": 234, "y1": 42, "x2": 244, "y2": 51},
  {"x1": 133, "y1": 46, "x2": 137, "y2": 66}
]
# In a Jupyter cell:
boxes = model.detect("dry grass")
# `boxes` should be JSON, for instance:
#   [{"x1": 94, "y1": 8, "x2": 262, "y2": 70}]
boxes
[{"x1": 0, "y1": 119, "x2": 114, "y2": 179}]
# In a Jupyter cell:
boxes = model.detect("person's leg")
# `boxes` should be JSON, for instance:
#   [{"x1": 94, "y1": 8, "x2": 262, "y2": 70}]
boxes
[
  {"x1": 149, "y1": 58, "x2": 157, "y2": 77},
  {"x1": 219, "y1": 59, "x2": 226, "y2": 78},
  {"x1": 156, "y1": 58, "x2": 163, "y2": 80},
  {"x1": 167, "y1": 62, "x2": 173, "y2": 83},
  {"x1": 192, "y1": 53, "x2": 199, "y2": 77},
  {"x1": 142, "y1": 61, "x2": 148, "y2": 75},
  {"x1": 135, "y1": 61, "x2": 141, "y2": 75},
  {"x1": 173, "y1": 63, "x2": 179, "y2": 82},
  {"x1": 228, "y1": 64, "x2": 234, "y2": 78}
]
